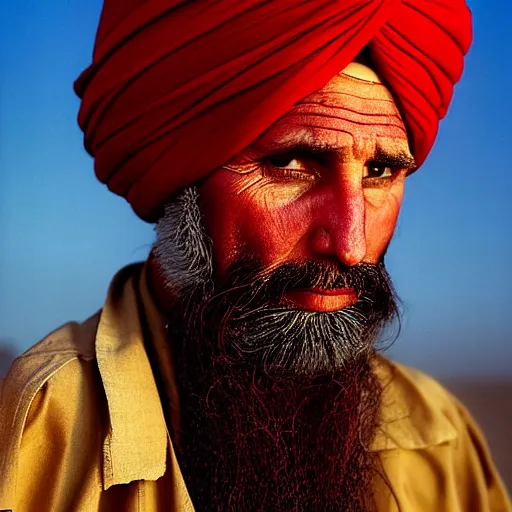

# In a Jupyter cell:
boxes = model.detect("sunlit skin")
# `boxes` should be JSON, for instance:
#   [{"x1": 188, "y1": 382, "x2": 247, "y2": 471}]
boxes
[{"x1": 193, "y1": 62, "x2": 416, "y2": 313}]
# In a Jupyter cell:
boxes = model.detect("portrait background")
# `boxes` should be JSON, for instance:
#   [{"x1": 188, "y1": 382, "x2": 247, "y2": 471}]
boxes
[{"x1": 0, "y1": 0, "x2": 510, "y2": 488}]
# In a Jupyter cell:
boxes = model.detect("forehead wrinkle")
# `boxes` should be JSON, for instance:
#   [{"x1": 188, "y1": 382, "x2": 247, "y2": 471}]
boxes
[
  {"x1": 297, "y1": 96, "x2": 399, "y2": 119},
  {"x1": 290, "y1": 90, "x2": 406, "y2": 136},
  {"x1": 295, "y1": 101, "x2": 403, "y2": 122},
  {"x1": 258, "y1": 121, "x2": 413, "y2": 166},
  {"x1": 254, "y1": 119, "x2": 411, "y2": 156},
  {"x1": 295, "y1": 75, "x2": 406, "y2": 129},
  {"x1": 319, "y1": 74, "x2": 393, "y2": 97},
  {"x1": 298, "y1": 91, "x2": 397, "y2": 105},
  {"x1": 290, "y1": 118, "x2": 409, "y2": 146},
  {"x1": 260, "y1": 124, "x2": 368, "y2": 162},
  {"x1": 304, "y1": 126, "x2": 356, "y2": 159},
  {"x1": 297, "y1": 100, "x2": 401, "y2": 116},
  {"x1": 286, "y1": 111, "x2": 407, "y2": 135}
]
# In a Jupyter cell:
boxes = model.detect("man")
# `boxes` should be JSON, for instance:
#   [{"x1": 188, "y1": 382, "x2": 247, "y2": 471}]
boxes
[{"x1": 0, "y1": 1, "x2": 510, "y2": 511}]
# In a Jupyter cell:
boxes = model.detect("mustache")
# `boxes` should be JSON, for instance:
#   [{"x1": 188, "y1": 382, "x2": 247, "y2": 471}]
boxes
[
  {"x1": 192, "y1": 257, "x2": 400, "y2": 378},
  {"x1": 207, "y1": 258, "x2": 394, "y2": 312}
]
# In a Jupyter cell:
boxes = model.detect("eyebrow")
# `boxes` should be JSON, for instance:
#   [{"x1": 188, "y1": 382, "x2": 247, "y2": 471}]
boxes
[
  {"x1": 373, "y1": 146, "x2": 417, "y2": 170},
  {"x1": 260, "y1": 139, "x2": 417, "y2": 170}
]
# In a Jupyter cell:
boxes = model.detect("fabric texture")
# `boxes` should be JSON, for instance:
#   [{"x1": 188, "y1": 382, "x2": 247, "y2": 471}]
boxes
[
  {"x1": 0, "y1": 263, "x2": 510, "y2": 511},
  {"x1": 75, "y1": 0, "x2": 472, "y2": 221}
]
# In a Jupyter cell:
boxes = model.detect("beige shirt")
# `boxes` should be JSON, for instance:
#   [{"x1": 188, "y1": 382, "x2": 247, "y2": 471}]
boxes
[{"x1": 0, "y1": 263, "x2": 510, "y2": 511}]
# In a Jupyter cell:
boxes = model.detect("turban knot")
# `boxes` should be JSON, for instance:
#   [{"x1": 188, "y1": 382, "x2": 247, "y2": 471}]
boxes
[{"x1": 75, "y1": 0, "x2": 472, "y2": 221}]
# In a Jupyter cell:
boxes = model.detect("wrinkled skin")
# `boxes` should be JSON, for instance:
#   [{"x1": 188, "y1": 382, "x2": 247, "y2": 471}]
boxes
[
  {"x1": 150, "y1": 63, "x2": 415, "y2": 314},
  {"x1": 197, "y1": 63, "x2": 415, "y2": 301}
]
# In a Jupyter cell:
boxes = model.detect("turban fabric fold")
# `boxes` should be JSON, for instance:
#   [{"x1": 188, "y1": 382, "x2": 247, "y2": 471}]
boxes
[{"x1": 75, "y1": 0, "x2": 472, "y2": 221}]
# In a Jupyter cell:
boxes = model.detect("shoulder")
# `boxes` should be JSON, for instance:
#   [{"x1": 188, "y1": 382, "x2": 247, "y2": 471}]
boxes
[
  {"x1": 374, "y1": 357, "x2": 512, "y2": 511},
  {"x1": 373, "y1": 357, "x2": 465, "y2": 451},
  {"x1": 0, "y1": 312, "x2": 105, "y2": 505},
  {"x1": 0, "y1": 311, "x2": 102, "y2": 423}
]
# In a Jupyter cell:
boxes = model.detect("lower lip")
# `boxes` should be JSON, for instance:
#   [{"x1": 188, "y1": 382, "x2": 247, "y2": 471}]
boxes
[{"x1": 283, "y1": 288, "x2": 358, "y2": 312}]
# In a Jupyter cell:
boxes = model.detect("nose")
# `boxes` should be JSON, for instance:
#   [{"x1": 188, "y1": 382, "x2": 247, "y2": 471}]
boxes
[{"x1": 309, "y1": 177, "x2": 366, "y2": 266}]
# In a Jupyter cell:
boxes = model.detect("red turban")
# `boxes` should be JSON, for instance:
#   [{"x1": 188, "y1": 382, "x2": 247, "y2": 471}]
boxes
[{"x1": 75, "y1": 0, "x2": 472, "y2": 221}]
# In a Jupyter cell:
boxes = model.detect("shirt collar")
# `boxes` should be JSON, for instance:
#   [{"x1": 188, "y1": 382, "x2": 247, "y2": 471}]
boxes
[
  {"x1": 95, "y1": 262, "x2": 457, "y2": 489},
  {"x1": 95, "y1": 263, "x2": 168, "y2": 490}
]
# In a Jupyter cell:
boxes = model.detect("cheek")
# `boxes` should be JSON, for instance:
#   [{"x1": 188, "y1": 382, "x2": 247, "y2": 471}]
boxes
[
  {"x1": 236, "y1": 183, "x2": 314, "y2": 268},
  {"x1": 198, "y1": 173, "x2": 245, "y2": 274},
  {"x1": 248, "y1": 201, "x2": 311, "y2": 264},
  {"x1": 199, "y1": 171, "x2": 312, "y2": 275},
  {"x1": 363, "y1": 181, "x2": 405, "y2": 262}
]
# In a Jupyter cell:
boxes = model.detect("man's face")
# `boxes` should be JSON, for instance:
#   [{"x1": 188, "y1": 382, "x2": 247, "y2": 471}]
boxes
[
  {"x1": 154, "y1": 62, "x2": 415, "y2": 377},
  {"x1": 198, "y1": 62, "x2": 415, "y2": 313}
]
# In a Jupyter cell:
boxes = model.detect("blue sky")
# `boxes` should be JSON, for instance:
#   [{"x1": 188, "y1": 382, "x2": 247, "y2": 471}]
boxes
[{"x1": 1, "y1": 0, "x2": 511, "y2": 378}]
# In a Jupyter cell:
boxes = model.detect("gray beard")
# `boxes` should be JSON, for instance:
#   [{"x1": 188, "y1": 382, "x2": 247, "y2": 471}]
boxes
[{"x1": 154, "y1": 186, "x2": 399, "y2": 378}]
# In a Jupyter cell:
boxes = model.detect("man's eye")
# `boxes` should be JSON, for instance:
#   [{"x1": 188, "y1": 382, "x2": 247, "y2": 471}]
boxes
[
  {"x1": 366, "y1": 162, "x2": 395, "y2": 179},
  {"x1": 267, "y1": 156, "x2": 305, "y2": 170},
  {"x1": 264, "y1": 156, "x2": 316, "y2": 181}
]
